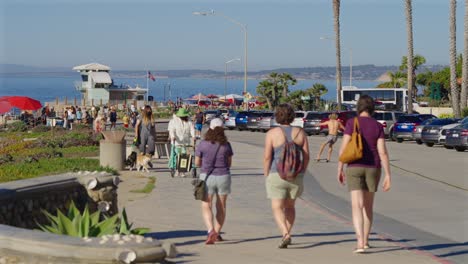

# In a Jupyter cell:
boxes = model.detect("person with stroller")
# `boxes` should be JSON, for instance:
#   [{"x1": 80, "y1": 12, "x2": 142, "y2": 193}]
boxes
[
  {"x1": 168, "y1": 108, "x2": 195, "y2": 177},
  {"x1": 195, "y1": 118, "x2": 233, "y2": 244}
]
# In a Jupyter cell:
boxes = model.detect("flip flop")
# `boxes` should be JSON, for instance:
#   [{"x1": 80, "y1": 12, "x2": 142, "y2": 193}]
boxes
[
  {"x1": 364, "y1": 244, "x2": 371, "y2": 249},
  {"x1": 278, "y1": 235, "x2": 291, "y2": 249},
  {"x1": 353, "y1": 248, "x2": 365, "y2": 254}
]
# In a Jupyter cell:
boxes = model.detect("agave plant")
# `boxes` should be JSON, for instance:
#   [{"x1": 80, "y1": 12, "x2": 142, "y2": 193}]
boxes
[{"x1": 38, "y1": 201, "x2": 148, "y2": 237}]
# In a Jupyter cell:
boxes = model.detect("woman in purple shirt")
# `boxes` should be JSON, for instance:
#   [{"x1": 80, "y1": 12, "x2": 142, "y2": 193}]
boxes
[
  {"x1": 195, "y1": 118, "x2": 234, "y2": 245},
  {"x1": 337, "y1": 95, "x2": 392, "y2": 253}
]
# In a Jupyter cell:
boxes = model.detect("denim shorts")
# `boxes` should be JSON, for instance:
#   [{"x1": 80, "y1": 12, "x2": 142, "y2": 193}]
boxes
[
  {"x1": 200, "y1": 173, "x2": 231, "y2": 195},
  {"x1": 195, "y1": 123, "x2": 203, "y2": 131}
]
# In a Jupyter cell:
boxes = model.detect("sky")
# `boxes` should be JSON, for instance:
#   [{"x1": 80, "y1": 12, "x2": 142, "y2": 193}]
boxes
[{"x1": 0, "y1": 0, "x2": 466, "y2": 71}]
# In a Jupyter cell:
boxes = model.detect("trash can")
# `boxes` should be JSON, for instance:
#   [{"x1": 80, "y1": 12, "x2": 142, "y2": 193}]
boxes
[{"x1": 100, "y1": 131, "x2": 126, "y2": 170}]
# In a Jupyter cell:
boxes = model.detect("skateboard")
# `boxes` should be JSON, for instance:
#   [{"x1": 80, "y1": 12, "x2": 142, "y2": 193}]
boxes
[{"x1": 315, "y1": 158, "x2": 330, "y2": 163}]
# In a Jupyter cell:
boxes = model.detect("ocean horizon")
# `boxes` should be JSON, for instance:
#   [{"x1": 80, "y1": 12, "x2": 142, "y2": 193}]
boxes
[{"x1": 0, "y1": 76, "x2": 380, "y2": 105}]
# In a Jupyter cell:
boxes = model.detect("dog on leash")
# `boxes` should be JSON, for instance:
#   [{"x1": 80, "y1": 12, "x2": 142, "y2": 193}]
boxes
[
  {"x1": 125, "y1": 151, "x2": 137, "y2": 170},
  {"x1": 126, "y1": 152, "x2": 153, "y2": 172}
]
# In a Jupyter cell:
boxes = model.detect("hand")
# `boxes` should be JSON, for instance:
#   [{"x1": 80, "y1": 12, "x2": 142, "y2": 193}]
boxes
[
  {"x1": 382, "y1": 176, "x2": 391, "y2": 192},
  {"x1": 337, "y1": 170, "x2": 346, "y2": 186}
]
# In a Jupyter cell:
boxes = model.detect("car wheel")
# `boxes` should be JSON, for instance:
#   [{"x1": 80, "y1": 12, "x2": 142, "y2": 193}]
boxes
[
  {"x1": 455, "y1": 146, "x2": 467, "y2": 152},
  {"x1": 397, "y1": 138, "x2": 403, "y2": 143},
  {"x1": 425, "y1": 142, "x2": 434, "y2": 147},
  {"x1": 416, "y1": 139, "x2": 423, "y2": 145},
  {"x1": 228, "y1": 127, "x2": 234, "y2": 130},
  {"x1": 444, "y1": 145, "x2": 454, "y2": 149}
]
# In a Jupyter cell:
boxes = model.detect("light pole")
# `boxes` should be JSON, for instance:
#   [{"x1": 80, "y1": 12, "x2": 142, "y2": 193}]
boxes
[
  {"x1": 225, "y1": 58, "x2": 241, "y2": 103},
  {"x1": 193, "y1": 10, "x2": 248, "y2": 97}
]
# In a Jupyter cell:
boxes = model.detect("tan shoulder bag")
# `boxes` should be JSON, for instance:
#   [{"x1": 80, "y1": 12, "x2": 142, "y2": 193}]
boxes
[{"x1": 339, "y1": 117, "x2": 363, "y2": 163}]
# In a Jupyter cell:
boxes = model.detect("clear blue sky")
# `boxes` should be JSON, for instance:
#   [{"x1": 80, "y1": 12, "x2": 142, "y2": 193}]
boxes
[{"x1": 0, "y1": 0, "x2": 466, "y2": 71}]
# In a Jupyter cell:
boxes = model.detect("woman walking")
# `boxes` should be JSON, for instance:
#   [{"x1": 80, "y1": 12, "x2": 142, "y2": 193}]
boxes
[
  {"x1": 135, "y1": 105, "x2": 157, "y2": 157},
  {"x1": 336, "y1": 95, "x2": 391, "y2": 253},
  {"x1": 195, "y1": 118, "x2": 234, "y2": 245},
  {"x1": 263, "y1": 104, "x2": 310, "y2": 248}
]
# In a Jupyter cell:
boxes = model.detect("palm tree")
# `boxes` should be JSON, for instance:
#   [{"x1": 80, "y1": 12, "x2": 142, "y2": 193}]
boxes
[
  {"x1": 405, "y1": 0, "x2": 414, "y2": 113},
  {"x1": 309, "y1": 83, "x2": 328, "y2": 109},
  {"x1": 377, "y1": 71, "x2": 407, "y2": 88},
  {"x1": 462, "y1": 0, "x2": 468, "y2": 110},
  {"x1": 279, "y1": 73, "x2": 297, "y2": 99},
  {"x1": 333, "y1": 0, "x2": 342, "y2": 110},
  {"x1": 449, "y1": 0, "x2": 461, "y2": 117},
  {"x1": 400, "y1": 55, "x2": 426, "y2": 96},
  {"x1": 256, "y1": 80, "x2": 274, "y2": 110}
]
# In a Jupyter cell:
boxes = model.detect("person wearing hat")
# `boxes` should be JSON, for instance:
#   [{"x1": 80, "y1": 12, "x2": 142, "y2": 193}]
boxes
[
  {"x1": 194, "y1": 117, "x2": 233, "y2": 245},
  {"x1": 168, "y1": 108, "x2": 195, "y2": 147},
  {"x1": 316, "y1": 112, "x2": 345, "y2": 162}
]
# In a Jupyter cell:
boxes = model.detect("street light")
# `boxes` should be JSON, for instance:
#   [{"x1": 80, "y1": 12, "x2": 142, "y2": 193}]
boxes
[
  {"x1": 193, "y1": 10, "x2": 248, "y2": 98},
  {"x1": 225, "y1": 58, "x2": 240, "y2": 103},
  {"x1": 320, "y1": 36, "x2": 353, "y2": 87}
]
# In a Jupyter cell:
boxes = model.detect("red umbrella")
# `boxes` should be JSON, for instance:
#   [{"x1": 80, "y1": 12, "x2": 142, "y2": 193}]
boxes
[
  {"x1": 0, "y1": 96, "x2": 42, "y2": 110},
  {"x1": 0, "y1": 100, "x2": 12, "y2": 114}
]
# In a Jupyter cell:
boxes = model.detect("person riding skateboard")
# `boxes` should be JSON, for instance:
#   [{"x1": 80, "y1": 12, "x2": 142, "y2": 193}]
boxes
[{"x1": 316, "y1": 113, "x2": 344, "y2": 162}]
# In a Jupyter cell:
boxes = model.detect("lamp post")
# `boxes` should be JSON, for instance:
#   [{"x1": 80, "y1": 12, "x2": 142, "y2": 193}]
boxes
[
  {"x1": 224, "y1": 58, "x2": 240, "y2": 104},
  {"x1": 193, "y1": 10, "x2": 248, "y2": 99}
]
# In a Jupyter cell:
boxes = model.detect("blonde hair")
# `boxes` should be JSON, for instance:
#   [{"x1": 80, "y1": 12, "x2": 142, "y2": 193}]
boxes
[
  {"x1": 329, "y1": 113, "x2": 338, "y2": 120},
  {"x1": 142, "y1": 105, "x2": 154, "y2": 125}
]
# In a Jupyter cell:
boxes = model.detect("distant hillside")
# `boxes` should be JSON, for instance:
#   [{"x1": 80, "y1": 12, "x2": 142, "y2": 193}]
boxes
[{"x1": 0, "y1": 63, "x2": 448, "y2": 80}]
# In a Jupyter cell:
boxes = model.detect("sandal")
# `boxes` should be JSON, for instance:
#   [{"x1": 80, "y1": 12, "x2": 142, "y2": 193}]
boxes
[
  {"x1": 364, "y1": 244, "x2": 371, "y2": 249},
  {"x1": 353, "y1": 248, "x2": 365, "y2": 254},
  {"x1": 205, "y1": 230, "x2": 218, "y2": 245},
  {"x1": 216, "y1": 235, "x2": 224, "y2": 242},
  {"x1": 278, "y1": 235, "x2": 291, "y2": 249}
]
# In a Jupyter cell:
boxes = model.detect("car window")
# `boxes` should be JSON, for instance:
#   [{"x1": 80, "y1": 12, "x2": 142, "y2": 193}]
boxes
[
  {"x1": 373, "y1": 112, "x2": 384, "y2": 120},
  {"x1": 306, "y1": 113, "x2": 322, "y2": 119},
  {"x1": 430, "y1": 119, "x2": 457, "y2": 125},
  {"x1": 295, "y1": 112, "x2": 305, "y2": 118},
  {"x1": 320, "y1": 113, "x2": 330, "y2": 119},
  {"x1": 421, "y1": 119, "x2": 435, "y2": 125},
  {"x1": 262, "y1": 112, "x2": 274, "y2": 117},
  {"x1": 346, "y1": 112, "x2": 357, "y2": 118},
  {"x1": 419, "y1": 114, "x2": 437, "y2": 121},
  {"x1": 397, "y1": 115, "x2": 421, "y2": 123}
]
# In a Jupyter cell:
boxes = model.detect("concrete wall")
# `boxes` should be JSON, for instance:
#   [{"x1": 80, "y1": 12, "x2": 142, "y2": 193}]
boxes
[{"x1": 414, "y1": 106, "x2": 454, "y2": 117}]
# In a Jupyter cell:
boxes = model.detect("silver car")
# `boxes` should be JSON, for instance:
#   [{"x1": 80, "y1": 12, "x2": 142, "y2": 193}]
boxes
[{"x1": 372, "y1": 111, "x2": 404, "y2": 139}]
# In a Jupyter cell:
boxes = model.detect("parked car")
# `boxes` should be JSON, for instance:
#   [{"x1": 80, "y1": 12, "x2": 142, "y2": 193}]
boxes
[
  {"x1": 412, "y1": 118, "x2": 436, "y2": 144},
  {"x1": 320, "y1": 111, "x2": 356, "y2": 135},
  {"x1": 304, "y1": 112, "x2": 329, "y2": 135},
  {"x1": 257, "y1": 112, "x2": 274, "y2": 132},
  {"x1": 203, "y1": 110, "x2": 222, "y2": 124},
  {"x1": 393, "y1": 114, "x2": 437, "y2": 142},
  {"x1": 445, "y1": 122, "x2": 468, "y2": 152},
  {"x1": 224, "y1": 110, "x2": 238, "y2": 130},
  {"x1": 421, "y1": 119, "x2": 460, "y2": 147},
  {"x1": 270, "y1": 113, "x2": 280, "y2": 128},
  {"x1": 372, "y1": 111, "x2": 405, "y2": 139},
  {"x1": 291, "y1": 111, "x2": 309, "y2": 128},
  {"x1": 246, "y1": 111, "x2": 262, "y2": 131},
  {"x1": 235, "y1": 111, "x2": 255, "y2": 131}
]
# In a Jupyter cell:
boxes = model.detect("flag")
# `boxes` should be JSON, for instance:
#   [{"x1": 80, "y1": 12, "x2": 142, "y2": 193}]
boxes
[{"x1": 148, "y1": 71, "x2": 156, "y2": 81}]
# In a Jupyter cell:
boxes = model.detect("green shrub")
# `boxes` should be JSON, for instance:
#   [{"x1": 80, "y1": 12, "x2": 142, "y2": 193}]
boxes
[
  {"x1": 38, "y1": 202, "x2": 149, "y2": 237},
  {"x1": 8, "y1": 121, "x2": 27, "y2": 132},
  {"x1": 31, "y1": 125, "x2": 50, "y2": 133},
  {"x1": 439, "y1": 113, "x2": 454, "y2": 119},
  {"x1": 462, "y1": 107, "x2": 468, "y2": 118}
]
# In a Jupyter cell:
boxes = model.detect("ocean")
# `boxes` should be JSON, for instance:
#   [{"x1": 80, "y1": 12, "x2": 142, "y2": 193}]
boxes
[{"x1": 0, "y1": 75, "x2": 379, "y2": 105}]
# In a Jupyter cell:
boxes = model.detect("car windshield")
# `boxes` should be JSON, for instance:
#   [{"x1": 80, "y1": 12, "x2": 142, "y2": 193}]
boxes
[
  {"x1": 419, "y1": 114, "x2": 437, "y2": 121},
  {"x1": 421, "y1": 119, "x2": 435, "y2": 125},
  {"x1": 295, "y1": 112, "x2": 305, "y2": 118},
  {"x1": 429, "y1": 119, "x2": 457, "y2": 126},
  {"x1": 397, "y1": 115, "x2": 421, "y2": 123},
  {"x1": 373, "y1": 112, "x2": 385, "y2": 120},
  {"x1": 262, "y1": 112, "x2": 274, "y2": 117},
  {"x1": 461, "y1": 117, "x2": 468, "y2": 124},
  {"x1": 205, "y1": 111, "x2": 218, "y2": 115}
]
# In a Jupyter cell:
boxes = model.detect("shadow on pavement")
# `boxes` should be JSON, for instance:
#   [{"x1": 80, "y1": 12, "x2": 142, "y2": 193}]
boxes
[
  {"x1": 147, "y1": 230, "x2": 207, "y2": 240},
  {"x1": 369, "y1": 241, "x2": 468, "y2": 259}
]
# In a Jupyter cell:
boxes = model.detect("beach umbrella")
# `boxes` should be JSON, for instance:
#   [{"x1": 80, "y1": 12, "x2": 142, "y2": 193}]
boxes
[
  {"x1": 0, "y1": 100, "x2": 12, "y2": 114},
  {"x1": 0, "y1": 96, "x2": 42, "y2": 110}
]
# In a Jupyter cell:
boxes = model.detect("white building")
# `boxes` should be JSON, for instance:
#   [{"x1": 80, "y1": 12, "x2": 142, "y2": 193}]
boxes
[{"x1": 73, "y1": 62, "x2": 147, "y2": 105}]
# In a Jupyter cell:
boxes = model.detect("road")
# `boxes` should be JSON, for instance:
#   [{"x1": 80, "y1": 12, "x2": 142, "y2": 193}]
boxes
[{"x1": 223, "y1": 129, "x2": 468, "y2": 264}]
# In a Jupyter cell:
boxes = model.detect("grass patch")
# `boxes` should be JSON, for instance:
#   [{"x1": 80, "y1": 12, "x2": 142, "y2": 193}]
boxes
[
  {"x1": 130, "y1": 176, "x2": 156, "y2": 194},
  {"x1": 61, "y1": 146, "x2": 99, "y2": 157},
  {"x1": 0, "y1": 158, "x2": 117, "y2": 183}
]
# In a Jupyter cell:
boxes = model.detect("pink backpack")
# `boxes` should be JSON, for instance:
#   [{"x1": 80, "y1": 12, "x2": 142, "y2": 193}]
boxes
[{"x1": 275, "y1": 128, "x2": 304, "y2": 181}]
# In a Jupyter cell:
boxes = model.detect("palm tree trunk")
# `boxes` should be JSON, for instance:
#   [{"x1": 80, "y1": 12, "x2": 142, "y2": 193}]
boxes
[
  {"x1": 405, "y1": 0, "x2": 414, "y2": 114},
  {"x1": 333, "y1": 0, "x2": 342, "y2": 110},
  {"x1": 461, "y1": 0, "x2": 468, "y2": 110},
  {"x1": 450, "y1": 0, "x2": 461, "y2": 118}
]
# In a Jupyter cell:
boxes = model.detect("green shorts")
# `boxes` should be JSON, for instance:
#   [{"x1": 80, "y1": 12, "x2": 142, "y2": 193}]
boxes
[
  {"x1": 266, "y1": 172, "x2": 304, "y2": 199},
  {"x1": 346, "y1": 167, "x2": 381, "y2": 192}
]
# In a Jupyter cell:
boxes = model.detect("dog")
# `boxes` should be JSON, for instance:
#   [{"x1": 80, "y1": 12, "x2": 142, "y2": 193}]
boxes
[
  {"x1": 136, "y1": 153, "x2": 153, "y2": 173},
  {"x1": 125, "y1": 151, "x2": 137, "y2": 170}
]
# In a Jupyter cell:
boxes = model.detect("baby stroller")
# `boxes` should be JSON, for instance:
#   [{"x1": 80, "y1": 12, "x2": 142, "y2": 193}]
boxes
[{"x1": 168, "y1": 142, "x2": 197, "y2": 178}]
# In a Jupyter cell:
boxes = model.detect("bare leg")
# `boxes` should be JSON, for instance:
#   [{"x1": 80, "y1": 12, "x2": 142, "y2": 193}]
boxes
[
  {"x1": 214, "y1": 194, "x2": 228, "y2": 234},
  {"x1": 362, "y1": 191, "x2": 375, "y2": 247},
  {"x1": 316, "y1": 142, "x2": 327, "y2": 160},
  {"x1": 271, "y1": 199, "x2": 289, "y2": 237},
  {"x1": 350, "y1": 190, "x2": 365, "y2": 249},
  {"x1": 201, "y1": 194, "x2": 215, "y2": 232},
  {"x1": 327, "y1": 145, "x2": 333, "y2": 161},
  {"x1": 284, "y1": 199, "x2": 296, "y2": 234}
]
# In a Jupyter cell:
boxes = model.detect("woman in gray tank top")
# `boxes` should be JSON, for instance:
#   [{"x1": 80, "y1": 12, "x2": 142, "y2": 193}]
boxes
[{"x1": 263, "y1": 104, "x2": 310, "y2": 248}]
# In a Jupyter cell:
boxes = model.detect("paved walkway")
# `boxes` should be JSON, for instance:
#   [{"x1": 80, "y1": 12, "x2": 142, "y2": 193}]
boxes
[{"x1": 118, "y1": 141, "x2": 442, "y2": 264}]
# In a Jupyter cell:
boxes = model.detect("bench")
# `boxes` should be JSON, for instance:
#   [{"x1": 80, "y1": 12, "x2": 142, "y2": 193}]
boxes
[{"x1": 154, "y1": 131, "x2": 170, "y2": 159}]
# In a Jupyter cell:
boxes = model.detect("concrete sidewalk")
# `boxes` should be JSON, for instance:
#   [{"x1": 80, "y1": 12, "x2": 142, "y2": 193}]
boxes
[{"x1": 118, "y1": 141, "x2": 442, "y2": 264}]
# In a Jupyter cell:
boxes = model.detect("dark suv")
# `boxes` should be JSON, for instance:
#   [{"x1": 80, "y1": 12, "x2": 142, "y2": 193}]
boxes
[
  {"x1": 393, "y1": 114, "x2": 436, "y2": 142},
  {"x1": 304, "y1": 112, "x2": 330, "y2": 135}
]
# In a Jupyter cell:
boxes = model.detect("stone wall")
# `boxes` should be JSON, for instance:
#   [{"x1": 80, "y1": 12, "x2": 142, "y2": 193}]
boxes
[{"x1": 0, "y1": 171, "x2": 118, "y2": 229}]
